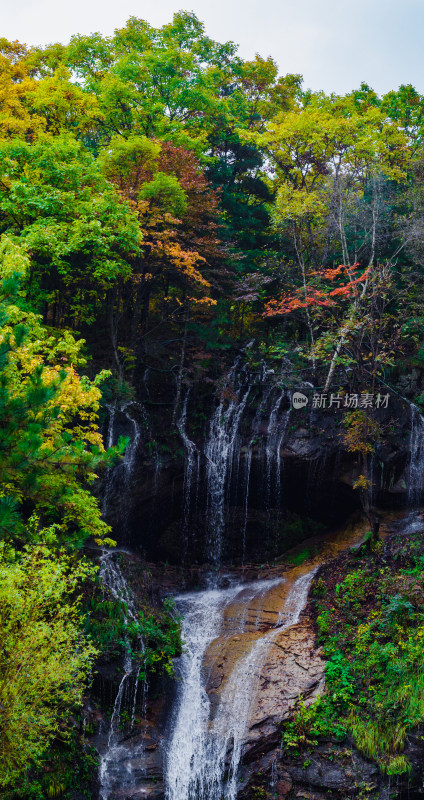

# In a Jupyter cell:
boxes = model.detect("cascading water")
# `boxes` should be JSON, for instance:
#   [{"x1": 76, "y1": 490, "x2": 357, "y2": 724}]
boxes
[
  {"x1": 275, "y1": 397, "x2": 291, "y2": 510},
  {"x1": 203, "y1": 356, "x2": 295, "y2": 562},
  {"x1": 121, "y1": 402, "x2": 143, "y2": 478},
  {"x1": 102, "y1": 402, "x2": 144, "y2": 523},
  {"x1": 265, "y1": 389, "x2": 285, "y2": 512},
  {"x1": 205, "y1": 363, "x2": 251, "y2": 563},
  {"x1": 102, "y1": 400, "x2": 164, "y2": 541},
  {"x1": 98, "y1": 357, "x2": 377, "y2": 800},
  {"x1": 241, "y1": 446, "x2": 252, "y2": 562},
  {"x1": 98, "y1": 552, "x2": 147, "y2": 800},
  {"x1": 408, "y1": 404, "x2": 424, "y2": 505},
  {"x1": 178, "y1": 391, "x2": 200, "y2": 541},
  {"x1": 240, "y1": 375, "x2": 273, "y2": 557},
  {"x1": 102, "y1": 404, "x2": 117, "y2": 517},
  {"x1": 165, "y1": 569, "x2": 317, "y2": 800},
  {"x1": 239, "y1": 383, "x2": 291, "y2": 558}
]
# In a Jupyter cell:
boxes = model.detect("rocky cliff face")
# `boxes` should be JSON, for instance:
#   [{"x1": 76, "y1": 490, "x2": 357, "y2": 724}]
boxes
[{"x1": 101, "y1": 390, "x2": 416, "y2": 566}]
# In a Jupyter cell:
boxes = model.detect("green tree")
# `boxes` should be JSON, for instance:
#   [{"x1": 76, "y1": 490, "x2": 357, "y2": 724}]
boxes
[
  {"x1": 252, "y1": 94, "x2": 409, "y2": 382},
  {"x1": 65, "y1": 12, "x2": 239, "y2": 142},
  {"x1": 0, "y1": 541, "x2": 97, "y2": 790},
  {"x1": 0, "y1": 236, "x2": 116, "y2": 548},
  {"x1": 0, "y1": 135, "x2": 140, "y2": 325}
]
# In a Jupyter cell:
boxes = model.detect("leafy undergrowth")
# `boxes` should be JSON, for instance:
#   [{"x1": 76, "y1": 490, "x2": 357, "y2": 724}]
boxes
[
  {"x1": 83, "y1": 553, "x2": 182, "y2": 678},
  {"x1": 5, "y1": 555, "x2": 182, "y2": 800},
  {"x1": 283, "y1": 523, "x2": 424, "y2": 776},
  {"x1": 5, "y1": 731, "x2": 99, "y2": 800}
]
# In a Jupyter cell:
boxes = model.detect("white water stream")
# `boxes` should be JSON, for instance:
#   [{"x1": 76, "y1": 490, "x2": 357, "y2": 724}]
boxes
[
  {"x1": 102, "y1": 403, "x2": 144, "y2": 523},
  {"x1": 98, "y1": 553, "x2": 147, "y2": 800},
  {"x1": 265, "y1": 389, "x2": 286, "y2": 512},
  {"x1": 178, "y1": 391, "x2": 200, "y2": 554},
  {"x1": 408, "y1": 404, "x2": 424, "y2": 504},
  {"x1": 165, "y1": 569, "x2": 317, "y2": 800},
  {"x1": 205, "y1": 363, "x2": 251, "y2": 563}
]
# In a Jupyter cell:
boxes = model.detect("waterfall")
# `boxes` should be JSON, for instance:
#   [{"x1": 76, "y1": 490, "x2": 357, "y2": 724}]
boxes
[
  {"x1": 265, "y1": 388, "x2": 292, "y2": 519},
  {"x1": 275, "y1": 399, "x2": 291, "y2": 510},
  {"x1": 241, "y1": 447, "x2": 252, "y2": 562},
  {"x1": 102, "y1": 404, "x2": 117, "y2": 517},
  {"x1": 241, "y1": 385, "x2": 290, "y2": 556},
  {"x1": 207, "y1": 569, "x2": 317, "y2": 800},
  {"x1": 106, "y1": 404, "x2": 116, "y2": 450},
  {"x1": 408, "y1": 404, "x2": 424, "y2": 505},
  {"x1": 202, "y1": 360, "x2": 294, "y2": 561},
  {"x1": 164, "y1": 585, "x2": 238, "y2": 800},
  {"x1": 241, "y1": 380, "x2": 273, "y2": 552},
  {"x1": 102, "y1": 402, "x2": 143, "y2": 521},
  {"x1": 178, "y1": 391, "x2": 200, "y2": 539},
  {"x1": 205, "y1": 363, "x2": 251, "y2": 564},
  {"x1": 165, "y1": 569, "x2": 317, "y2": 800},
  {"x1": 102, "y1": 401, "x2": 152, "y2": 534},
  {"x1": 265, "y1": 389, "x2": 285, "y2": 511},
  {"x1": 120, "y1": 402, "x2": 143, "y2": 478},
  {"x1": 98, "y1": 552, "x2": 147, "y2": 800}
]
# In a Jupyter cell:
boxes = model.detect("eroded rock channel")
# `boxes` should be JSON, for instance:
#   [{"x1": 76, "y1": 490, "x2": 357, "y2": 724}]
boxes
[{"x1": 94, "y1": 514, "x2": 405, "y2": 800}]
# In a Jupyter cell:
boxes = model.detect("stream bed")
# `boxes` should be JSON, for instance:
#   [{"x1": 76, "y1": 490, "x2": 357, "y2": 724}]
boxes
[{"x1": 96, "y1": 511, "x2": 395, "y2": 800}]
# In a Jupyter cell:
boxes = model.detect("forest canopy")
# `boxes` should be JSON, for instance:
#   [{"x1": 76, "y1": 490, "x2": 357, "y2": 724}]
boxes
[
  {"x1": 2, "y1": 11, "x2": 424, "y2": 793},
  {"x1": 1, "y1": 15, "x2": 424, "y2": 400}
]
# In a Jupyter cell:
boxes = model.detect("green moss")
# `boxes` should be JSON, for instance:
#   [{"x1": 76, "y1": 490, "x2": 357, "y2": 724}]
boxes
[{"x1": 286, "y1": 547, "x2": 312, "y2": 565}]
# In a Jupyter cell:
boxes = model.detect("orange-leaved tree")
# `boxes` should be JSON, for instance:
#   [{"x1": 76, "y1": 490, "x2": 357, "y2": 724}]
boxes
[
  {"x1": 98, "y1": 136, "x2": 225, "y2": 415},
  {"x1": 264, "y1": 262, "x2": 373, "y2": 384}
]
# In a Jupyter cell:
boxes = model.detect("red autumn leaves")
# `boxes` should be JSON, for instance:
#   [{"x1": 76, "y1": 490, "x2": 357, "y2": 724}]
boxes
[{"x1": 264, "y1": 263, "x2": 371, "y2": 317}]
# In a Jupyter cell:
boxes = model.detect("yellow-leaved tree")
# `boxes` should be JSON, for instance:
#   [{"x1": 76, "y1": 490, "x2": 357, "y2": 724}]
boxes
[
  {"x1": 0, "y1": 541, "x2": 97, "y2": 789},
  {"x1": 0, "y1": 235, "x2": 123, "y2": 788},
  {"x1": 0, "y1": 235, "x2": 119, "y2": 547}
]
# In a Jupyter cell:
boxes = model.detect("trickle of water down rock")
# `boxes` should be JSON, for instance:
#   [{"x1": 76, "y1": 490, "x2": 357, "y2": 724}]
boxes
[
  {"x1": 205, "y1": 361, "x2": 252, "y2": 564},
  {"x1": 98, "y1": 552, "x2": 148, "y2": 800},
  {"x1": 178, "y1": 390, "x2": 200, "y2": 559},
  {"x1": 102, "y1": 400, "x2": 161, "y2": 536},
  {"x1": 202, "y1": 359, "x2": 292, "y2": 563},
  {"x1": 408, "y1": 404, "x2": 424, "y2": 504},
  {"x1": 102, "y1": 403, "x2": 143, "y2": 523}
]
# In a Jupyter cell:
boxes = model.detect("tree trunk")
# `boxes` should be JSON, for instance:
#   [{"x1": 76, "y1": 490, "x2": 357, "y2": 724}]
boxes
[
  {"x1": 323, "y1": 328, "x2": 347, "y2": 392},
  {"x1": 293, "y1": 224, "x2": 317, "y2": 376}
]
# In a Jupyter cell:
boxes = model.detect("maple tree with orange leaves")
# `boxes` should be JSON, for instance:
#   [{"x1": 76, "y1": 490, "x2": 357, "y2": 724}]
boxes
[{"x1": 264, "y1": 263, "x2": 370, "y2": 317}]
